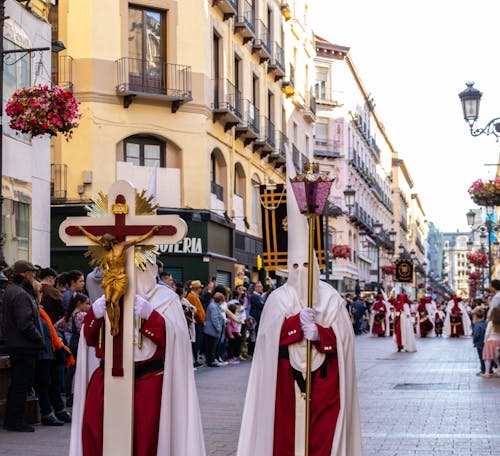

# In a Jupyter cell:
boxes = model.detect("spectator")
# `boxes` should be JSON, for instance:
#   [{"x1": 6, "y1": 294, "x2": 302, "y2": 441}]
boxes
[
  {"x1": 61, "y1": 270, "x2": 85, "y2": 312},
  {"x1": 39, "y1": 268, "x2": 63, "y2": 324},
  {"x1": 203, "y1": 292, "x2": 225, "y2": 367},
  {"x1": 33, "y1": 280, "x2": 73, "y2": 426},
  {"x1": 226, "y1": 303, "x2": 241, "y2": 364},
  {"x1": 472, "y1": 307, "x2": 487, "y2": 376},
  {"x1": 159, "y1": 272, "x2": 175, "y2": 290},
  {"x1": 85, "y1": 267, "x2": 104, "y2": 304},
  {"x1": 352, "y1": 296, "x2": 365, "y2": 335},
  {"x1": 488, "y1": 279, "x2": 500, "y2": 318},
  {"x1": 481, "y1": 307, "x2": 500, "y2": 378},
  {"x1": 249, "y1": 281, "x2": 265, "y2": 330},
  {"x1": 55, "y1": 292, "x2": 89, "y2": 406},
  {"x1": 186, "y1": 280, "x2": 206, "y2": 366},
  {"x1": 55, "y1": 272, "x2": 68, "y2": 295},
  {"x1": 2, "y1": 260, "x2": 44, "y2": 432},
  {"x1": 0, "y1": 270, "x2": 9, "y2": 344},
  {"x1": 244, "y1": 315, "x2": 257, "y2": 356},
  {"x1": 176, "y1": 284, "x2": 197, "y2": 344}
]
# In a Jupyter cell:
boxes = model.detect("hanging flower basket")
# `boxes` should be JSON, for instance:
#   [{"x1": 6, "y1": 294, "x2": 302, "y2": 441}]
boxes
[
  {"x1": 417, "y1": 283, "x2": 425, "y2": 289},
  {"x1": 468, "y1": 270, "x2": 482, "y2": 281},
  {"x1": 381, "y1": 264, "x2": 396, "y2": 276},
  {"x1": 468, "y1": 178, "x2": 500, "y2": 207},
  {"x1": 6, "y1": 84, "x2": 81, "y2": 140},
  {"x1": 468, "y1": 252, "x2": 488, "y2": 266},
  {"x1": 331, "y1": 244, "x2": 351, "y2": 259}
]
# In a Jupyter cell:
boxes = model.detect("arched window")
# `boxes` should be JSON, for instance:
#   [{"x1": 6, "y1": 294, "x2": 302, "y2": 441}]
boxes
[
  {"x1": 234, "y1": 163, "x2": 246, "y2": 198},
  {"x1": 210, "y1": 148, "x2": 227, "y2": 205},
  {"x1": 123, "y1": 135, "x2": 165, "y2": 167},
  {"x1": 251, "y1": 174, "x2": 261, "y2": 232}
]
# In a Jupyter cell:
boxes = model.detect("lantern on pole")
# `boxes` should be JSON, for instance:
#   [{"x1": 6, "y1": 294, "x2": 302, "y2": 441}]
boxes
[{"x1": 289, "y1": 162, "x2": 333, "y2": 456}]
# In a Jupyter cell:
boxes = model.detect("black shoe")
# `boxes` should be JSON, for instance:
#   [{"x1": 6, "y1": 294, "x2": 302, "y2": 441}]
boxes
[
  {"x1": 41, "y1": 415, "x2": 64, "y2": 426},
  {"x1": 4, "y1": 423, "x2": 35, "y2": 432},
  {"x1": 55, "y1": 410, "x2": 72, "y2": 423},
  {"x1": 66, "y1": 395, "x2": 73, "y2": 407}
]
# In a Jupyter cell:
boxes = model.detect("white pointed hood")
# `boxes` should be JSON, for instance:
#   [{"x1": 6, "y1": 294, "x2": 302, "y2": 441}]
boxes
[{"x1": 286, "y1": 152, "x2": 320, "y2": 308}]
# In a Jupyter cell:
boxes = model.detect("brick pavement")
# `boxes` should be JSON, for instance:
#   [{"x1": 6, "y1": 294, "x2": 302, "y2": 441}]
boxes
[{"x1": 0, "y1": 335, "x2": 499, "y2": 455}]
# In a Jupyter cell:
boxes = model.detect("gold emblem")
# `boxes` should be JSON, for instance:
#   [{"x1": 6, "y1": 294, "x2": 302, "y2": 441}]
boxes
[
  {"x1": 111, "y1": 203, "x2": 129, "y2": 214},
  {"x1": 282, "y1": 216, "x2": 288, "y2": 232}
]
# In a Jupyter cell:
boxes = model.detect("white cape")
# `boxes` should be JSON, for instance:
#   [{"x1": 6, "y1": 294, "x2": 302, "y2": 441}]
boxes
[
  {"x1": 369, "y1": 300, "x2": 390, "y2": 337},
  {"x1": 237, "y1": 282, "x2": 362, "y2": 456},
  {"x1": 394, "y1": 303, "x2": 417, "y2": 352},
  {"x1": 416, "y1": 303, "x2": 436, "y2": 338},
  {"x1": 69, "y1": 285, "x2": 206, "y2": 456},
  {"x1": 444, "y1": 300, "x2": 472, "y2": 337}
]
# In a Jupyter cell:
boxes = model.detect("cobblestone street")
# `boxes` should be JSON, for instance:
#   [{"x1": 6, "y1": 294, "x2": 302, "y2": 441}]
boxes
[{"x1": 1, "y1": 334, "x2": 499, "y2": 455}]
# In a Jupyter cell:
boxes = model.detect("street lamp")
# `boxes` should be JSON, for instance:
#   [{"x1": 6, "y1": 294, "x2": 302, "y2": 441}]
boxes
[
  {"x1": 466, "y1": 209, "x2": 476, "y2": 226},
  {"x1": 458, "y1": 82, "x2": 500, "y2": 139},
  {"x1": 343, "y1": 185, "x2": 355, "y2": 212}
]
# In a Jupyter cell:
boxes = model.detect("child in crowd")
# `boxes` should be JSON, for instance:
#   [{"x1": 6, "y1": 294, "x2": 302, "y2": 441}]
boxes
[
  {"x1": 226, "y1": 303, "x2": 241, "y2": 364},
  {"x1": 472, "y1": 307, "x2": 487, "y2": 376},
  {"x1": 482, "y1": 307, "x2": 500, "y2": 378}
]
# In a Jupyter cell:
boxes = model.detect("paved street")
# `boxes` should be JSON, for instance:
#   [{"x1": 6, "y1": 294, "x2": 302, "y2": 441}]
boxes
[{"x1": 1, "y1": 334, "x2": 499, "y2": 455}]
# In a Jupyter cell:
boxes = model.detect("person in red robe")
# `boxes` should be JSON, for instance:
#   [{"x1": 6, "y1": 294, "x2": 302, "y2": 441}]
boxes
[
  {"x1": 394, "y1": 293, "x2": 410, "y2": 350},
  {"x1": 81, "y1": 295, "x2": 166, "y2": 456},
  {"x1": 444, "y1": 295, "x2": 471, "y2": 338},
  {"x1": 417, "y1": 297, "x2": 433, "y2": 337},
  {"x1": 371, "y1": 294, "x2": 388, "y2": 336},
  {"x1": 434, "y1": 303, "x2": 444, "y2": 336}
]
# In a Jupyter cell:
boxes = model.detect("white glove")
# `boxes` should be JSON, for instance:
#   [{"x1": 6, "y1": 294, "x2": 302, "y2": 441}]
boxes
[
  {"x1": 300, "y1": 308, "x2": 316, "y2": 326},
  {"x1": 134, "y1": 295, "x2": 154, "y2": 320},
  {"x1": 303, "y1": 322, "x2": 320, "y2": 341},
  {"x1": 92, "y1": 295, "x2": 106, "y2": 319}
]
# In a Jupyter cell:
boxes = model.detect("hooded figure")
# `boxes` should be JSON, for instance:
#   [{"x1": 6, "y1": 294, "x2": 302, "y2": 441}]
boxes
[
  {"x1": 370, "y1": 293, "x2": 390, "y2": 337},
  {"x1": 237, "y1": 155, "x2": 361, "y2": 456},
  {"x1": 444, "y1": 295, "x2": 472, "y2": 337},
  {"x1": 69, "y1": 262, "x2": 205, "y2": 456},
  {"x1": 393, "y1": 292, "x2": 417, "y2": 352},
  {"x1": 416, "y1": 297, "x2": 434, "y2": 337}
]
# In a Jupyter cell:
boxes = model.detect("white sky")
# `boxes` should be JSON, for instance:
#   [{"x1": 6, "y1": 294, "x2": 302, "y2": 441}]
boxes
[{"x1": 310, "y1": 0, "x2": 500, "y2": 232}]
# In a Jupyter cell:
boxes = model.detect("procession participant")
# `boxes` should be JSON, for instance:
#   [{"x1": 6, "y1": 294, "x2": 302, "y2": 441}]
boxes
[
  {"x1": 444, "y1": 295, "x2": 472, "y2": 338},
  {"x1": 69, "y1": 263, "x2": 205, "y2": 456},
  {"x1": 237, "y1": 158, "x2": 361, "y2": 456},
  {"x1": 393, "y1": 291, "x2": 416, "y2": 352},
  {"x1": 370, "y1": 294, "x2": 390, "y2": 337},
  {"x1": 434, "y1": 301, "x2": 445, "y2": 337},
  {"x1": 416, "y1": 297, "x2": 434, "y2": 337}
]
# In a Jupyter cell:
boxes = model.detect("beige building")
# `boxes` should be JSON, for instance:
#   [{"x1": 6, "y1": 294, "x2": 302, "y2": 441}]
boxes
[{"x1": 49, "y1": 0, "x2": 314, "y2": 284}]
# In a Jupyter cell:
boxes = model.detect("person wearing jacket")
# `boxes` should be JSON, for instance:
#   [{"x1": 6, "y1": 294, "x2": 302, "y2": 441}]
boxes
[
  {"x1": 203, "y1": 292, "x2": 225, "y2": 367},
  {"x1": 2, "y1": 261, "x2": 44, "y2": 432}
]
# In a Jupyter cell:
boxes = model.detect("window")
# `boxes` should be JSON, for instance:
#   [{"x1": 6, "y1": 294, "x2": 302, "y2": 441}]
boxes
[
  {"x1": 4, "y1": 39, "x2": 30, "y2": 140},
  {"x1": 14, "y1": 202, "x2": 30, "y2": 241},
  {"x1": 123, "y1": 135, "x2": 165, "y2": 167},
  {"x1": 128, "y1": 5, "x2": 165, "y2": 93}
]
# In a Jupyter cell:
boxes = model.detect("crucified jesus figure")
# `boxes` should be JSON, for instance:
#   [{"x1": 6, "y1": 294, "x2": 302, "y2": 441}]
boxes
[{"x1": 76, "y1": 225, "x2": 160, "y2": 336}]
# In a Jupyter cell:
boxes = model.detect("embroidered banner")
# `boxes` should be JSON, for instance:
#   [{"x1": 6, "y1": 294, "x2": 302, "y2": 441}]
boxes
[
  {"x1": 395, "y1": 259, "x2": 414, "y2": 283},
  {"x1": 260, "y1": 184, "x2": 325, "y2": 271}
]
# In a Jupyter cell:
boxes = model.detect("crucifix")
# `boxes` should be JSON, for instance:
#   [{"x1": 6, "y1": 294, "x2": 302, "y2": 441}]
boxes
[{"x1": 59, "y1": 180, "x2": 186, "y2": 456}]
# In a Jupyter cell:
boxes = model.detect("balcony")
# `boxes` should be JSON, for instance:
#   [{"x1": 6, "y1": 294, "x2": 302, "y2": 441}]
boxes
[
  {"x1": 313, "y1": 83, "x2": 340, "y2": 107},
  {"x1": 268, "y1": 42, "x2": 285, "y2": 80},
  {"x1": 253, "y1": 116, "x2": 275, "y2": 156},
  {"x1": 282, "y1": 63, "x2": 295, "y2": 97},
  {"x1": 235, "y1": 99, "x2": 260, "y2": 145},
  {"x1": 269, "y1": 131, "x2": 287, "y2": 168},
  {"x1": 400, "y1": 217, "x2": 408, "y2": 233},
  {"x1": 234, "y1": 0, "x2": 256, "y2": 44},
  {"x1": 303, "y1": 90, "x2": 316, "y2": 123},
  {"x1": 116, "y1": 58, "x2": 192, "y2": 112},
  {"x1": 252, "y1": 20, "x2": 271, "y2": 63},
  {"x1": 212, "y1": 0, "x2": 237, "y2": 20},
  {"x1": 50, "y1": 163, "x2": 67, "y2": 202},
  {"x1": 349, "y1": 203, "x2": 374, "y2": 233},
  {"x1": 212, "y1": 79, "x2": 243, "y2": 131},
  {"x1": 211, "y1": 181, "x2": 224, "y2": 201},
  {"x1": 51, "y1": 55, "x2": 73, "y2": 92},
  {"x1": 314, "y1": 139, "x2": 340, "y2": 159}
]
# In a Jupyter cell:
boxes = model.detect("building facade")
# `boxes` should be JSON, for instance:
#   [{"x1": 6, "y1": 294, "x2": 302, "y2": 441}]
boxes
[
  {"x1": 442, "y1": 231, "x2": 472, "y2": 298},
  {"x1": 1, "y1": 0, "x2": 52, "y2": 266},
  {"x1": 49, "y1": 0, "x2": 316, "y2": 285}
]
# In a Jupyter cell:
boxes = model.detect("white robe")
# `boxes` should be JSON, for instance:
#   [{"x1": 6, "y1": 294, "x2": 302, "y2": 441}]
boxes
[
  {"x1": 416, "y1": 302, "x2": 436, "y2": 338},
  {"x1": 69, "y1": 283, "x2": 206, "y2": 456},
  {"x1": 394, "y1": 303, "x2": 417, "y2": 352},
  {"x1": 369, "y1": 300, "x2": 391, "y2": 337},
  {"x1": 237, "y1": 282, "x2": 362, "y2": 456},
  {"x1": 444, "y1": 300, "x2": 472, "y2": 337}
]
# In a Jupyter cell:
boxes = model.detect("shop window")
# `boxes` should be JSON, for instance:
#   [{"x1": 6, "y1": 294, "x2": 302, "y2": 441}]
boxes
[
  {"x1": 216, "y1": 270, "x2": 231, "y2": 287},
  {"x1": 123, "y1": 135, "x2": 166, "y2": 167},
  {"x1": 165, "y1": 267, "x2": 183, "y2": 284}
]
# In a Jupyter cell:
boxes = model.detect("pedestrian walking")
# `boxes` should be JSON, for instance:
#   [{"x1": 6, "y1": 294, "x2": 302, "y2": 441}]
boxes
[{"x1": 472, "y1": 307, "x2": 487, "y2": 376}]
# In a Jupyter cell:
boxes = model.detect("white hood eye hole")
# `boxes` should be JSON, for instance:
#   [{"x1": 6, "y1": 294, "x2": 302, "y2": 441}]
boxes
[
  {"x1": 303, "y1": 262, "x2": 308, "y2": 268},
  {"x1": 293, "y1": 263, "x2": 299, "y2": 269}
]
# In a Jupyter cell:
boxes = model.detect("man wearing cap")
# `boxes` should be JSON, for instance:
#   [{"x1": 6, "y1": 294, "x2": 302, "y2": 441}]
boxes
[
  {"x1": 2, "y1": 260, "x2": 45, "y2": 432},
  {"x1": 39, "y1": 268, "x2": 63, "y2": 324},
  {"x1": 187, "y1": 280, "x2": 206, "y2": 366}
]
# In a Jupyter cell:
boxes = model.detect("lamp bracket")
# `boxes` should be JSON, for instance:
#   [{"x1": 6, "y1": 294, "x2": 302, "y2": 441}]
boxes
[{"x1": 469, "y1": 117, "x2": 500, "y2": 140}]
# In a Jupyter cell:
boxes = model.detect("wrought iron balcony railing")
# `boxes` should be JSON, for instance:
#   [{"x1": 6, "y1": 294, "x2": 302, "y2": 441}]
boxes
[
  {"x1": 51, "y1": 55, "x2": 73, "y2": 92},
  {"x1": 51, "y1": 163, "x2": 67, "y2": 201}
]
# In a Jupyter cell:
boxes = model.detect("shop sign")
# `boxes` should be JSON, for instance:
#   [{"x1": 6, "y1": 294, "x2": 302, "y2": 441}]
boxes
[{"x1": 157, "y1": 237, "x2": 203, "y2": 254}]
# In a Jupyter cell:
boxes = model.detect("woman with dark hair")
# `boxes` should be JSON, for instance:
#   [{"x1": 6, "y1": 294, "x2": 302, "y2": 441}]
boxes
[{"x1": 55, "y1": 292, "x2": 89, "y2": 406}]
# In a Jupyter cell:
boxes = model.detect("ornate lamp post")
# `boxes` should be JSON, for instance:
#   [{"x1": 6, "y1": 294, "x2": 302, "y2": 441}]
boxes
[
  {"x1": 458, "y1": 82, "x2": 500, "y2": 140},
  {"x1": 289, "y1": 162, "x2": 333, "y2": 456}
]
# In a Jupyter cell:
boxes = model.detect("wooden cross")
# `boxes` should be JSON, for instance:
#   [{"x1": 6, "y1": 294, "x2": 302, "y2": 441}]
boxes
[{"x1": 59, "y1": 180, "x2": 186, "y2": 456}]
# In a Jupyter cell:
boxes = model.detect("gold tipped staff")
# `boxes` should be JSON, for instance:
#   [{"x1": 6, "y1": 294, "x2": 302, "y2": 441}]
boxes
[{"x1": 289, "y1": 162, "x2": 334, "y2": 456}]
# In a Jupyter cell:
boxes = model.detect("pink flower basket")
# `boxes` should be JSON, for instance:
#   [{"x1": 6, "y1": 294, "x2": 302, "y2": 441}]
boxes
[{"x1": 6, "y1": 85, "x2": 81, "y2": 140}]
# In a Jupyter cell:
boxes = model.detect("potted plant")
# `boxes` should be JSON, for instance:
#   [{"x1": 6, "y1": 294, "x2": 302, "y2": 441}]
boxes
[
  {"x1": 331, "y1": 244, "x2": 351, "y2": 259},
  {"x1": 467, "y1": 252, "x2": 488, "y2": 267},
  {"x1": 381, "y1": 264, "x2": 395, "y2": 276},
  {"x1": 468, "y1": 178, "x2": 500, "y2": 207},
  {"x1": 6, "y1": 84, "x2": 81, "y2": 140}
]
